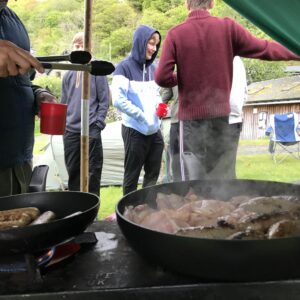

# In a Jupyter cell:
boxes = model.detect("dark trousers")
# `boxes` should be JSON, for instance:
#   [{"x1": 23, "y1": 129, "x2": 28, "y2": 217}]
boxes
[
  {"x1": 225, "y1": 122, "x2": 242, "y2": 179},
  {"x1": 182, "y1": 118, "x2": 240, "y2": 180},
  {"x1": 122, "y1": 125, "x2": 164, "y2": 195},
  {"x1": 169, "y1": 122, "x2": 181, "y2": 181},
  {"x1": 63, "y1": 125, "x2": 103, "y2": 196}
]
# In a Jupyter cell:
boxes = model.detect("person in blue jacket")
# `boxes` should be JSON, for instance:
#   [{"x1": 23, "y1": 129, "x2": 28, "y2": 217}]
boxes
[
  {"x1": 112, "y1": 25, "x2": 164, "y2": 195},
  {"x1": 0, "y1": 0, "x2": 56, "y2": 197},
  {"x1": 61, "y1": 32, "x2": 110, "y2": 197}
]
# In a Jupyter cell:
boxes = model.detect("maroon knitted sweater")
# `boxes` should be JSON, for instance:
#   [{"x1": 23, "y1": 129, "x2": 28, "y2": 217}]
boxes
[{"x1": 155, "y1": 10, "x2": 300, "y2": 120}]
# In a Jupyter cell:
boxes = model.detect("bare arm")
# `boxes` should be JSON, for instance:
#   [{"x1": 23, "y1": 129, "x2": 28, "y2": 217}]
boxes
[{"x1": 0, "y1": 40, "x2": 44, "y2": 78}]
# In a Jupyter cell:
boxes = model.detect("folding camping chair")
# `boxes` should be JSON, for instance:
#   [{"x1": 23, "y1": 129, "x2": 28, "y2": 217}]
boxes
[{"x1": 268, "y1": 112, "x2": 300, "y2": 163}]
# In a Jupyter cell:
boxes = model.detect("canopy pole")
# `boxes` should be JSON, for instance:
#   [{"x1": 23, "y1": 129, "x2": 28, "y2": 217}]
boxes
[{"x1": 80, "y1": 0, "x2": 92, "y2": 192}]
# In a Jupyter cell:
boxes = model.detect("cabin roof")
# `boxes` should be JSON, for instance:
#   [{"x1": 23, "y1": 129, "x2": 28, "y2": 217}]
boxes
[{"x1": 246, "y1": 75, "x2": 300, "y2": 105}]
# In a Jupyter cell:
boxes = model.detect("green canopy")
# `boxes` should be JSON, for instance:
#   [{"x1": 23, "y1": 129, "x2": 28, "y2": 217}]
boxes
[{"x1": 223, "y1": 0, "x2": 300, "y2": 56}]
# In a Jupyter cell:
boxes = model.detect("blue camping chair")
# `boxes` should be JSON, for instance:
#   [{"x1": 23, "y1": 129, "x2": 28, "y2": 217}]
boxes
[{"x1": 268, "y1": 113, "x2": 300, "y2": 163}]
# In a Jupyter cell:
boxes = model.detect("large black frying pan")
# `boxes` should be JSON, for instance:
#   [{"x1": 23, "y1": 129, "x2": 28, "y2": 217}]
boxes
[
  {"x1": 116, "y1": 179, "x2": 300, "y2": 282},
  {"x1": 0, "y1": 191, "x2": 99, "y2": 255}
]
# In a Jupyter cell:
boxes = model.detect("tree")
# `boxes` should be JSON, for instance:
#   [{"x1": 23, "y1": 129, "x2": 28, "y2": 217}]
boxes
[
  {"x1": 93, "y1": 0, "x2": 138, "y2": 58},
  {"x1": 126, "y1": 0, "x2": 143, "y2": 12},
  {"x1": 101, "y1": 27, "x2": 133, "y2": 62},
  {"x1": 143, "y1": 0, "x2": 183, "y2": 13}
]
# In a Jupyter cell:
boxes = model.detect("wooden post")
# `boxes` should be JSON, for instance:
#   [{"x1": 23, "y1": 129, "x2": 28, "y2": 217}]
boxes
[{"x1": 80, "y1": 0, "x2": 92, "y2": 192}]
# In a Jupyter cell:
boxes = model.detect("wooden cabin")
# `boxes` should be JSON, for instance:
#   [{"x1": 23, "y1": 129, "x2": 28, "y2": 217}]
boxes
[{"x1": 241, "y1": 75, "x2": 300, "y2": 140}]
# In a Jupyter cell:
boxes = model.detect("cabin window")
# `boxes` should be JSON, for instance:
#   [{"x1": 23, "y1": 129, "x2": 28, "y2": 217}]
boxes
[{"x1": 258, "y1": 111, "x2": 268, "y2": 129}]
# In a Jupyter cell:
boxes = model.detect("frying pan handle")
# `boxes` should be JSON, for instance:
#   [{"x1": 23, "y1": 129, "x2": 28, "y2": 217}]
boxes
[{"x1": 27, "y1": 165, "x2": 49, "y2": 193}]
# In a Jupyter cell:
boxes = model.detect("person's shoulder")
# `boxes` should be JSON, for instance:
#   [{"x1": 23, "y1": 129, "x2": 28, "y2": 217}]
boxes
[
  {"x1": 113, "y1": 62, "x2": 125, "y2": 76},
  {"x1": 167, "y1": 19, "x2": 189, "y2": 34},
  {"x1": 210, "y1": 16, "x2": 246, "y2": 36},
  {"x1": 114, "y1": 58, "x2": 130, "y2": 72},
  {"x1": 114, "y1": 57, "x2": 134, "y2": 77},
  {"x1": 220, "y1": 16, "x2": 245, "y2": 30},
  {"x1": 210, "y1": 15, "x2": 237, "y2": 25},
  {"x1": 168, "y1": 15, "x2": 237, "y2": 33}
]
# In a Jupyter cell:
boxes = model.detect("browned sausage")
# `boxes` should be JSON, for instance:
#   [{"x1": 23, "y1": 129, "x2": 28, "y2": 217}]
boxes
[
  {"x1": 0, "y1": 207, "x2": 40, "y2": 221},
  {"x1": 0, "y1": 207, "x2": 41, "y2": 231},
  {"x1": 0, "y1": 213, "x2": 32, "y2": 230}
]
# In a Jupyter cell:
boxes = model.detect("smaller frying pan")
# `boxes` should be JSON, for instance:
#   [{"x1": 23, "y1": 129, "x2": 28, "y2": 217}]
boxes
[{"x1": 0, "y1": 191, "x2": 99, "y2": 255}]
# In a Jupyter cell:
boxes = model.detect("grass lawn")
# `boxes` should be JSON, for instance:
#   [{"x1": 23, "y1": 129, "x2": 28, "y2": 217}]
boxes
[
  {"x1": 239, "y1": 138, "x2": 269, "y2": 146},
  {"x1": 99, "y1": 186, "x2": 123, "y2": 219},
  {"x1": 99, "y1": 153, "x2": 300, "y2": 220},
  {"x1": 35, "y1": 118, "x2": 41, "y2": 136},
  {"x1": 33, "y1": 119, "x2": 49, "y2": 156},
  {"x1": 237, "y1": 154, "x2": 300, "y2": 182}
]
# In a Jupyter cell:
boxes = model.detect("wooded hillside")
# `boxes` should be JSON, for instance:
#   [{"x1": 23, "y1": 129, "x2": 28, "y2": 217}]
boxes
[{"x1": 9, "y1": 0, "x2": 292, "y2": 83}]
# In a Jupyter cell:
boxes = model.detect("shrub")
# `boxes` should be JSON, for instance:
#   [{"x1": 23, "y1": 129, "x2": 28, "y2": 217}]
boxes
[{"x1": 33, "y1": 73, "x2": 63, "y2": 100}]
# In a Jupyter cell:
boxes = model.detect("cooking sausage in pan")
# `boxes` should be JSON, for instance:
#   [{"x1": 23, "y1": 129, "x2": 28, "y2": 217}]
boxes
[
  {"x1": 0, "y1": 213, "x2": 32, "y2": 230},
  {"x1": 0, "y1": 207, "x2": 40, "y2": 221},
  {"x1": 0, "y1": 207, "x2": 41, "y2": 230}
]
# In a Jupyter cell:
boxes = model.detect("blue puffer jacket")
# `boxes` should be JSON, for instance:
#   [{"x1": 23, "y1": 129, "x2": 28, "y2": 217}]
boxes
[{"x1": 0, "y1": 6, "x2": 36, "y2": 169}]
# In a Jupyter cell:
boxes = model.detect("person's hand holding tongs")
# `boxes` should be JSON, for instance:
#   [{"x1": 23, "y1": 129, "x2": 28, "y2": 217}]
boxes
[{"x1": 0, "y1": 40, "x2": 44, "y2": 77}]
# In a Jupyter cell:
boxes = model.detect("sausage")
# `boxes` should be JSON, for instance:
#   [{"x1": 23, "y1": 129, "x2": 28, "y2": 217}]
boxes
[
  {"x1": 0, "y1": 207, "x2": 40, "y2": 222},
  {"x1": 0, "y1": 207, "x2": 41, "y2": 231},
  {"x1": 0, "y1": 213, "x2": 33, "y2": 230},
  {"x1": 30, "y1": 211, "x2": 56, "y2": 225}
]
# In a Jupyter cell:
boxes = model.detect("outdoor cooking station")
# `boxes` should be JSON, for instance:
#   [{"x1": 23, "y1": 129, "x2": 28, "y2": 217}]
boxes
[{"x1": 1, "y1": 221, "x2": 300, "y2": 300}]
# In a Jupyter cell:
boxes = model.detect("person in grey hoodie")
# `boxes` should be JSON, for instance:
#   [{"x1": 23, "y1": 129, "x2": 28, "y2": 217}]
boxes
[
  {"x1": 112, "y1": 25, "x2": 164, "y2": 195},
  {"x1": 61, "y1": 32, "x2": 110, "y2": 197}
]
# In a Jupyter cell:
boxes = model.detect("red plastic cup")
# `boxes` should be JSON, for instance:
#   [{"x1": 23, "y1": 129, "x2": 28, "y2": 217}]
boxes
[
  {"x1": 40, "y1": 102, "x2": 67, "y2": 135},
  {"x1": 156, "y1": 103, "x2": 168, "y2": 118}
]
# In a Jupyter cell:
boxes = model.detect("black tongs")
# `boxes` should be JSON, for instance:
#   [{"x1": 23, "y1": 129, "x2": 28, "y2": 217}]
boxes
[
  {"x1": 41, "y1": 60, "x2": 115, "y2": 76},
  {"x1": 36, "y1": 50, "x2": 115, "y2": 76},
  {"x1": 37, "y1": 50, "x2": 92, "y2": 65}
]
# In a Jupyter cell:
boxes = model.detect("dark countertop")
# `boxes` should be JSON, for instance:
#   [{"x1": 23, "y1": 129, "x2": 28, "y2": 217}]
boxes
[{"x1": 1, "y1": 221, "x2": 300, "y2": 299}]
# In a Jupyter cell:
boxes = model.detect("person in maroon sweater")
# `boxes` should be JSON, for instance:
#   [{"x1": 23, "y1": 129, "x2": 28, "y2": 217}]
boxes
[{"x1": 155, "y1": 0, "x2": 300, "y2": 181}]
